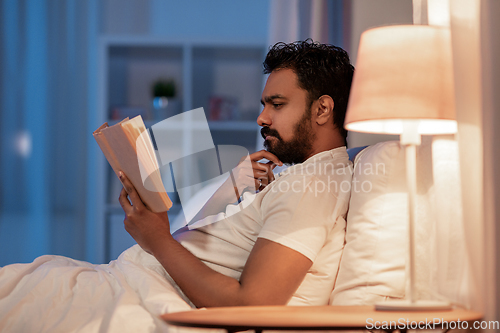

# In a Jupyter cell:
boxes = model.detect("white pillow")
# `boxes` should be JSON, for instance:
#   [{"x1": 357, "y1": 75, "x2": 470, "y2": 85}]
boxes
[{"x1": 330, "y1": 139, "x2": 436, "y2": 305}]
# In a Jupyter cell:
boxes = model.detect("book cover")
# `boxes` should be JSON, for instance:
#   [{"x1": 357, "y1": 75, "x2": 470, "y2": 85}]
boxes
[{"x1": 93, "y1": 116, "x2": 172, "y2": 212}]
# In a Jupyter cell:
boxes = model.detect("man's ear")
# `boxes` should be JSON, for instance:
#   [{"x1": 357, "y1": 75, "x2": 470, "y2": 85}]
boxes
[{"x1": 313, "y1": 95, "x2": 334, "y2": 125}]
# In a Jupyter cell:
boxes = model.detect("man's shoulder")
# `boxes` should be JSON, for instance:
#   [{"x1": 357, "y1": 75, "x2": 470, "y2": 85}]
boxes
[{"x1": 275, "y1": 146, "x2": 352, "y2": 179}]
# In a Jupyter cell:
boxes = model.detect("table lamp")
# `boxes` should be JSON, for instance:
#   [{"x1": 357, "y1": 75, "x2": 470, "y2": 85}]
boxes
[{"x1": 344, "y1": 25, "x2": 456, "y2": 311}]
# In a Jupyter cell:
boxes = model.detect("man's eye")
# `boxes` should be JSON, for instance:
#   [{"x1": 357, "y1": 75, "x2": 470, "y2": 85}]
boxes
[{"x1": 273, "y1": 103, "x2": 282, "y2": 108}]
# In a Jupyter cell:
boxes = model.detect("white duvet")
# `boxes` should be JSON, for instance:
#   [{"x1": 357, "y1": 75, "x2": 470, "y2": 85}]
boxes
[{"x1": 0, "y1": 245, "x2": 209, "y2": 333}]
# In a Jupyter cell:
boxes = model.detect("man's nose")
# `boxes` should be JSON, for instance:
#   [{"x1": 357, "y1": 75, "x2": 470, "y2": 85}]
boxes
[{"x1": 257, "y1": 106, "x2": 271, "y2": 127}]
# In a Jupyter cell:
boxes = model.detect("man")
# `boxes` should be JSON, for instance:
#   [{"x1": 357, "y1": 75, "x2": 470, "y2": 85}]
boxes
[
  {"x1": 119, "y1": 40, "x2": 355, "y2": 307},
  {"x1": 0, "y1": 40, "x2": 354, "y2": 332}
]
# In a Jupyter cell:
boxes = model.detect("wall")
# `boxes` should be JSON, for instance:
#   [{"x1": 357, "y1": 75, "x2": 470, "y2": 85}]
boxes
[
  {"x1": 346, "y1": 0, "x2": 413, "y2": 148},
  {"x1": 481, "y1": 0, "x2": 500, "y2": 326},
  {"x1": 101, "y1": 0, "x2": 269, "y2": 41}
]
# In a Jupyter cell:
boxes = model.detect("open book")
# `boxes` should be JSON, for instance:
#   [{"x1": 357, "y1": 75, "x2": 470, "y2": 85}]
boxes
[{"x1": 93, "y1": 116, "x2": 172, "y2": 212}]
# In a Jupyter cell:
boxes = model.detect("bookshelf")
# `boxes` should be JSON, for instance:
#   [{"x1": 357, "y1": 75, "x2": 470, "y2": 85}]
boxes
[{"x1": 91, "y1": 36, "x2": 266, "y2": 262}]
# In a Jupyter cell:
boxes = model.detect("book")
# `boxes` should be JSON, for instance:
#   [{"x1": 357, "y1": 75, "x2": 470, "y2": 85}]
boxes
[{"x1": 93, "y1": 116, "x2": 172, "y2": 212}]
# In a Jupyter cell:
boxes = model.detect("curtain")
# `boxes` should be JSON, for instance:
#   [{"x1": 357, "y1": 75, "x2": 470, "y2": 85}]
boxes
[
  {"x1": 259, "y1": 0, "x2": 346, "y2": 155},
  {"x1": 0, "y1": 0, "x2": 99, "y2": 265},
  {"x1": 266, "y1": 0, "x2": 344, "y2": 51},
  {"x1": 451, "y1": 0, "x2": 500, "y2": 326},
  {"x1": 449, "y1": 0, "x2": 486, "y2": 314},
  {"x1": 409, "y1": 0, "x2": 477, "y2": 310}
]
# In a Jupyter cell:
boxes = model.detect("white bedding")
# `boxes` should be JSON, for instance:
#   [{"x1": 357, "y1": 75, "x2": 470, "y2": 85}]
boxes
[{"x1": 0, "y1": 245, "x2": 209, "y2": 333}]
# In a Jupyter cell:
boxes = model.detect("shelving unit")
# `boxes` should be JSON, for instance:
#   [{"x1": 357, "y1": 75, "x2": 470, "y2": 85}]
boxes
[{"x1": 91, "y1": 36, "x2": 266, "y2": 263}]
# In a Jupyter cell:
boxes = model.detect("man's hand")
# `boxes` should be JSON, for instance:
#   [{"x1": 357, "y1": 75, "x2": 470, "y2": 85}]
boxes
[
  {"x1": 118, "y1": 171, "x2": 172, "y2": 255},
  {"x1": 232, "y1": 150, "x2": 282, "y2": 195},
  {"x1": 188, "y1": 150, "x2": 282, "y2": 224}
]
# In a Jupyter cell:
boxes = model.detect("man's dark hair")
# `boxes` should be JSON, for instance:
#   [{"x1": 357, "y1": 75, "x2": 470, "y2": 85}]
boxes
[{"x1": 263, "y1": 39, "x2": 354, "y2": 145}]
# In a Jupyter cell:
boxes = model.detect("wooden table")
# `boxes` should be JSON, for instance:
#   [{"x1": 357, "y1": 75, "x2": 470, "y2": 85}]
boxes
[{"x1": 161, "y1": 305, "x2": 483, "y2": 332}]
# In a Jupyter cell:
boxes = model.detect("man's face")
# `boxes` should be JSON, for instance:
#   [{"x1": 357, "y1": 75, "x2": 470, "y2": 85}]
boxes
[{"x1": 258, "y1": 68, "x2": 315, "y2": 165}]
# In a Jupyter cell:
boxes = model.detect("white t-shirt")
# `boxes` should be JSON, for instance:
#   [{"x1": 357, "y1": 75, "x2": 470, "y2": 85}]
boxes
[{"x1": 174, "y1": 146, "x2": 352, "y2": 305}]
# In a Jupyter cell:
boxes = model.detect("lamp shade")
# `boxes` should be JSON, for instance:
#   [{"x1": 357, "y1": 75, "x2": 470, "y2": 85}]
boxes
[{"x1": 344, "y1": 25, "x2": 456, "y2": 135}]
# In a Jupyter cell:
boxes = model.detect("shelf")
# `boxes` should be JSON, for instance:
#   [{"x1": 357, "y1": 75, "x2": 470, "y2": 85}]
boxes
[
  {"x1": 149, "y1": 120, "x2": 259, "y2": 131},
  {"x1": 208, "y1": 121, "x2": 259, "y2": 131},
  {"x1": 95, "y1": 38, "x2": 266, "y2": 262},
  {"x1": 109, "y1": 119, "x2": 259, "y2": 131}
]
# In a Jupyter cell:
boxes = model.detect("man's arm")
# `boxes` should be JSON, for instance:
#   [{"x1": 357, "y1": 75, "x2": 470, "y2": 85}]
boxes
[{"x1": 118, "y1": 172, "x2": 311, "y2": 307}]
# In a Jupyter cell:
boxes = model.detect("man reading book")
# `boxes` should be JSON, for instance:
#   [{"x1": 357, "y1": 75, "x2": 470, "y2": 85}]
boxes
[
  {"x1": 118, "y1": 40, "x2": 354, "y2": 307},
  {"x1": 0, "y1": 40, "x2": 354, "y2": 331}
]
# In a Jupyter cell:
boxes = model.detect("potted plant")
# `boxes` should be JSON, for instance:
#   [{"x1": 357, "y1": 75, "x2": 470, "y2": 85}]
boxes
[{"x1": 151, "y1": 79, "x2": 180, "y2": 119}]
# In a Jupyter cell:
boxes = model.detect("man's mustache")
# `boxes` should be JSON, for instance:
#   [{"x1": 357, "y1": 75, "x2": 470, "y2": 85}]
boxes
[{"x1": 261, "y1": 127, "x2": 282, "y2": 141}]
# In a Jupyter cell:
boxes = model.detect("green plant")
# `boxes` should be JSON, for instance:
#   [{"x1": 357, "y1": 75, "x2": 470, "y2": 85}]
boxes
[{"x1": 152, "y1": 79, "x2": 176, "y2": 98}]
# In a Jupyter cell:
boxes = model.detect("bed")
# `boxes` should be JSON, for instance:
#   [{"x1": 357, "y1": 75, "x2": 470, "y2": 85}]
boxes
[{"x1": 0, "y1": 138, "x2": 469, "y2": 332}]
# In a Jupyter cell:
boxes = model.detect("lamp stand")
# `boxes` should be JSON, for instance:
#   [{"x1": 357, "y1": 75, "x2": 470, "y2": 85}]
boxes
[{"x1": 375, "y1": 124, "x2": 452, "y2": 311}]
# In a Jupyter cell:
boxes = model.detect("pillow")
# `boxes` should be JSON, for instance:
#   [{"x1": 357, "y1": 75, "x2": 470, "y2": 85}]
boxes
[{"x1": 330, "y1": 139, "x2": 436, "y2": 305}]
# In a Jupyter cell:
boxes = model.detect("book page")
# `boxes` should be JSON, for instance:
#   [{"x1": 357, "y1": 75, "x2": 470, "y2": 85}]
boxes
[
  {"x1": 94, "y1": 116, "x2": 172, "y2": 212},
  {"x1": 121, "y1": 117, "x2": 168, "y2": 196}
]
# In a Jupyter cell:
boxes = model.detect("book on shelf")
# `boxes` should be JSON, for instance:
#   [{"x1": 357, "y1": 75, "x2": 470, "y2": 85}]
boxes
[
  {"x1": 109, "y1": 106, "x2": 149, "y2": 121},
  {"x1": 93, "y1": 116, "x2": 172, "y2": 212},
  {"x1": 208, "y1": 95, "x2": 239, "y2": 121}
]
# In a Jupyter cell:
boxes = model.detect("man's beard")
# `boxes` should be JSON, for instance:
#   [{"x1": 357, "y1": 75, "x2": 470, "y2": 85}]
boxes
[{"x1": 261, "y1": 108, "x2": 315, "y2": 165}]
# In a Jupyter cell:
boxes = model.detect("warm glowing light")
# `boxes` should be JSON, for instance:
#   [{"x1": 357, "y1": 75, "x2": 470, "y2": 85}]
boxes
[
  {"x1": 345, "y1": 119, "x2": 457, "y2": 135},
  {"x1": 345, "y1": 25, "x2": 456, "y2": 136},
  {"x1": 427, "y1": 0, "x2": 450, "y2": 27}
]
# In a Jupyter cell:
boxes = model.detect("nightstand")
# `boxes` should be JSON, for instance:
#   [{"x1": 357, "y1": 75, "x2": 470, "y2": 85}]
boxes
[{"x1": 162, "y1": 305, "x2": 482, "y2": 333}]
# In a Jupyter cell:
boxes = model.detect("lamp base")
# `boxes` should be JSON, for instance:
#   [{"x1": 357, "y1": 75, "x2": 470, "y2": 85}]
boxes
[{"x1": 375, "y1": 300, "x2": 452, "y2": 311}]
